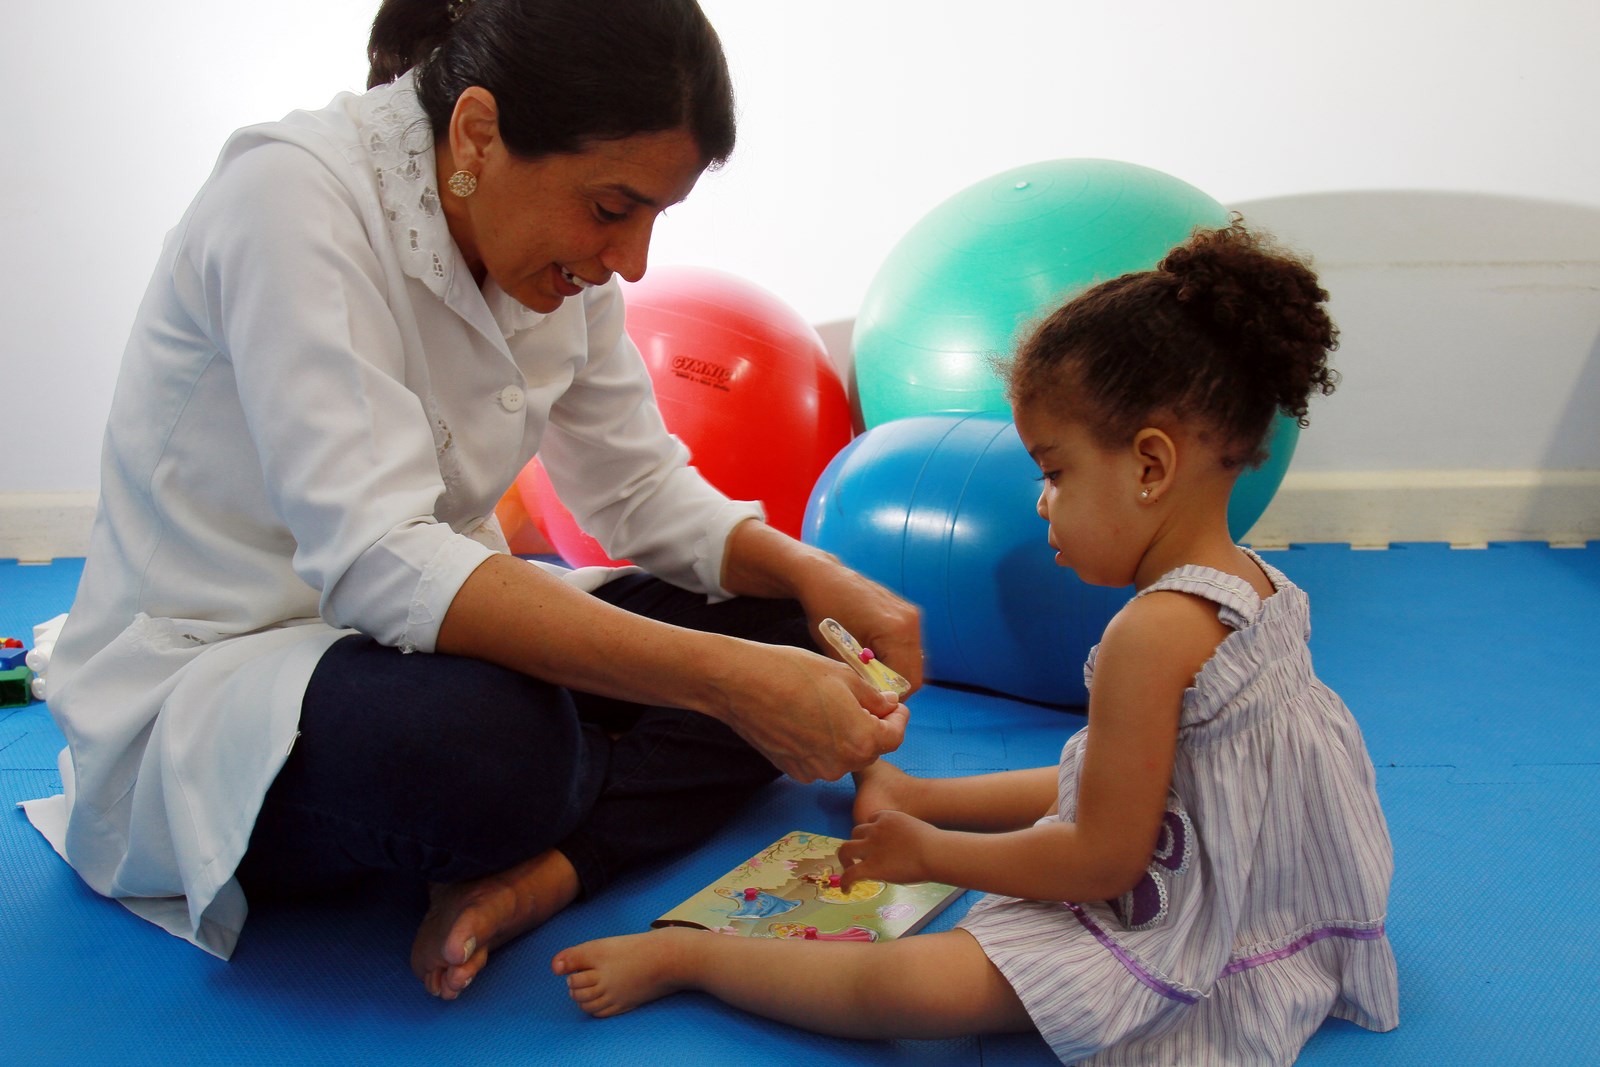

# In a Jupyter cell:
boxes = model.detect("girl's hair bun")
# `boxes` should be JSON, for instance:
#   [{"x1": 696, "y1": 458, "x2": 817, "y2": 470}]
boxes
[
  {"x1": 1003, "y1": 216, "x2": 1339, "y2": 469},
  {"x1": 1159, "y1": 218, "x2": 1339, "y2": 435}
]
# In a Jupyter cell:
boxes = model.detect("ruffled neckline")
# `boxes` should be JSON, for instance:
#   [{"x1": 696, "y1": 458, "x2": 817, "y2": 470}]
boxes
[
  {"x1": 1135, "y1": 549, "x2": 1287, "y2": 631},
  {"x1": 1083, "y1": 549, "x2": 1309, "y2": 727}
]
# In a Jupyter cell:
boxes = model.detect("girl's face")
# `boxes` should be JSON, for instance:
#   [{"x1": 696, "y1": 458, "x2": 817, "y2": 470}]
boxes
[
  {"x1": 1012, "y1": 401, "x2": 1149, "y2": 588},
  {"x1": 446, "y1": 126, "x2": 706, "y2": 313}
]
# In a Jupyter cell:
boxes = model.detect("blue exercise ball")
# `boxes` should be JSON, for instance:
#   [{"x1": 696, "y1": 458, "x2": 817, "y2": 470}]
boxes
[
  {"x1": 803, "y1": 413, "x2": 1281, "y2": 707},
  {"x1": 804, "y1": 414, "x2": 1116, "y2": 706}
]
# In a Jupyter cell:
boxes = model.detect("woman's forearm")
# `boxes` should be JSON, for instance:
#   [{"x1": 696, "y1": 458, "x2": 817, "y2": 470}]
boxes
[
  {"x1": 718, "y1": 517, "x2": 838, "y2": 600},
  {"x1": 435, "y1": 552, "x2": 910, "y2": 783},
  {"x1": 437, "y1": 520, "x2": 808, "y2": 712},
  {"x1": 720, "y1": 518, "x2": 925, "y2": 690},
  {"x1": 436, "y1": 554, "x2": 738, "y2": 718}
]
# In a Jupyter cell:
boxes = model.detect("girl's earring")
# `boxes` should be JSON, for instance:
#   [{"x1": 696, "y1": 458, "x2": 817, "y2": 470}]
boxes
[
  {"x1": 1139, "y1": 488, "x2": 1152, "y2": 501},
  {"x1": 447, "y1": 170, "x2": 478, "y2": 198}
]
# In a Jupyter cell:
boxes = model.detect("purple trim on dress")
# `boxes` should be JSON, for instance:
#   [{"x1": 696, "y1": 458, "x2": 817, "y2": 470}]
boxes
[
  {"x1": 1219, "y1": 924, "x2": 1387, "y2": 978},
  {"x1": 1066, "y1": 904, "x2": 1199, "y2": 1004},
  {"x1": 1068, "y1": 905, "x2": 1386, "y2": 1003}
]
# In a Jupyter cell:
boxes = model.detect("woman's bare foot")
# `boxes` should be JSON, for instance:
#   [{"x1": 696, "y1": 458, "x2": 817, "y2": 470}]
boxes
[
  {"x1": 551, "y1": 928, "x2": 703, "y2": 1017},
  {"x1": 411, "y1": 848, "x2": 581, "y2": 1000},
  {"x1": 850, "y1": 758, "x2": 922, "y2": 824}
]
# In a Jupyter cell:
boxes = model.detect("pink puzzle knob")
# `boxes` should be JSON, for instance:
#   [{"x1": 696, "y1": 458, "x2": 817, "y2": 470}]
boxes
[
  {"x1": 744, "y1": 887, "x2": 758, "y2": 901},
  {"x1": 858, "y1": 648, "x2": 874, "y2": 664}
]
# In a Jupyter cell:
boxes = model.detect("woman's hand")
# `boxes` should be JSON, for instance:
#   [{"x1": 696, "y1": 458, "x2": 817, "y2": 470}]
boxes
[
  {"x1": 441, "y1": 551, "x2": 909, "y2": 785},
  {"x1": 721, "y1": 520, "x2": 924, "y2": 696},
  {"x1": 711, "y1": 641, "x2": 908, "y2": 784},
  {"x1": 837, "y1": 808, "x2": 940, "y2": 889},
  {"x1": 791, "y1": 558, "x2": 923, "y2": 696}
]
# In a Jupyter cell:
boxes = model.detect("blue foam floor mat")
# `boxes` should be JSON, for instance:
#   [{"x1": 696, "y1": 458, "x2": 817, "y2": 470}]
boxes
[{"x1": 4, "y1": 545, "x2": 1599, "y2": 1065}]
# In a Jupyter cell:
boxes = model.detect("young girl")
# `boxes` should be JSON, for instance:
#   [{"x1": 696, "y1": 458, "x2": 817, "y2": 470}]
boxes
[{"x1": 551, "y1": 221, "x2": 1399, "y2": 1064}]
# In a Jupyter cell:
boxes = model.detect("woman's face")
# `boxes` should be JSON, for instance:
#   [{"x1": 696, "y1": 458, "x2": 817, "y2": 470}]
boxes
[{"x1": 447, "y1": 126, "x2": 706, "y2": 313}]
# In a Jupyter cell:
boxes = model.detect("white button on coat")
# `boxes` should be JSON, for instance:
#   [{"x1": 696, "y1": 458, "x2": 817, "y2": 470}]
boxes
[{"x1": 498, "y1": 385, "x2": 525, "y2": 412}]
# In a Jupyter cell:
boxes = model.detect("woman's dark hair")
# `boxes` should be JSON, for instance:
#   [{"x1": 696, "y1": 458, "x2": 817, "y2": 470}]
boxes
[
  {"x1": 1001, "y1": 218, "x2": 1339, "y2": 469},
  {"x1": 367, "y1": 0, "x2": 736, "y2": 166}
]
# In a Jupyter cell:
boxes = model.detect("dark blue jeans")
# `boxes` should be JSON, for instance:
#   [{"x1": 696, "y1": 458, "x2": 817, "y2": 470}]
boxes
[{"x1": 236, "y1": 574, "x2": 802, "y2": 900}]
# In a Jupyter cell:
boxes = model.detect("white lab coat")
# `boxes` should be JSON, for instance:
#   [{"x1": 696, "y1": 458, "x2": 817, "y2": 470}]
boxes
[{"x1": 21, "y1": 74, "x2": 762, "y2": 959}]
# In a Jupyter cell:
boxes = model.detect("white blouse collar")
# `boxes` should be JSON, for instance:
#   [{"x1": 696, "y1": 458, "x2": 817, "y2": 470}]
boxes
[{"x1": 358, "y1": 72, "x2": 545, "y2": 336}]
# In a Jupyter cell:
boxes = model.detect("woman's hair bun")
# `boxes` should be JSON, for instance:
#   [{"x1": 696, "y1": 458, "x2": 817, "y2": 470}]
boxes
[
  {"x1": 362, "y1": 0, "x2": 737, "y2": 167},
  {"x1": 367, "y1": 0, "x2": 455, "y2": 90}
]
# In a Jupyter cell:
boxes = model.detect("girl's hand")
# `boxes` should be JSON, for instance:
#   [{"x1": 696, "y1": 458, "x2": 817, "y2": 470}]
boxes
[{"x1": 837, "y1": 809, "x2": 939, "y2": 888}]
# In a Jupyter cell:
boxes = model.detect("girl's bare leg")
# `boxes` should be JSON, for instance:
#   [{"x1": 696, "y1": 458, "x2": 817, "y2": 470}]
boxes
[
  {"x1": 412, "y1": 848, "x2": 581, "y2": 999},
  {"x1": 552, "y1": 927, "x2": 1035, "y2": 1040},
  {"x1": 850, "y1": 758, "x2": 923, "y2": 823}
]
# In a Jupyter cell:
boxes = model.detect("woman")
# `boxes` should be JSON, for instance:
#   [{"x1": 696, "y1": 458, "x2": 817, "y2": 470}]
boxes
[{"x1": 22, "y1": 0, "x2": 919, "y2": 1001}]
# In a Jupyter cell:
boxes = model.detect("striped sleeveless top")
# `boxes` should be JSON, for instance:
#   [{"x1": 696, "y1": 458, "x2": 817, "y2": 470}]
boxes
[{"x1": 959, "y1": 551, "x2": 1398, "y2": 1065}]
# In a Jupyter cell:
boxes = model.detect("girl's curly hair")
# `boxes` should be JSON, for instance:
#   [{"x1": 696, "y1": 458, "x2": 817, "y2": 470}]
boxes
[{"x1": 1001, "y1": 217, "x2": 1339, "y2": 468}]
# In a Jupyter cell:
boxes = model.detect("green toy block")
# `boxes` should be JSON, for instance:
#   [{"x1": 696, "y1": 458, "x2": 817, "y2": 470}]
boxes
[{"x1": 0, "y1": 665, "x2": 32, "y2": 707}]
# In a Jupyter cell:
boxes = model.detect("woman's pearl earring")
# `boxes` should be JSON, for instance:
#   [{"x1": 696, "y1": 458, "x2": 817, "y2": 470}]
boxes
[
  {"x1": 1139, "y1": 488, "x2": 1152, "y2": 501},
  {"x1": 447, "y1": 170, "x2": 478, "y2": 198}
]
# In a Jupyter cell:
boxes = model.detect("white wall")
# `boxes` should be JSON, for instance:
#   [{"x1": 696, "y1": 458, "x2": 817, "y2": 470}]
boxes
[
  {"x1": 4, "y1": 1, "x2": 1597, "y2": 551},
  {"x1": 5, "y1": 0, "x2": 378, "y2": 495}
]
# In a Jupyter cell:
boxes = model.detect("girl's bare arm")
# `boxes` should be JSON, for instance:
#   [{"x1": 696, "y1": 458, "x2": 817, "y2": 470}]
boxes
[{"x1": 843, "y1": 593, "x2": 1226, "y2": 901}]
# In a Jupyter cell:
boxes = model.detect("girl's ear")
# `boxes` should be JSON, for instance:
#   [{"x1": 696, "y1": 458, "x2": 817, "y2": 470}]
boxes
[{"x1": 1133, "y1": 427, "x2": 1177, "y2": 503}]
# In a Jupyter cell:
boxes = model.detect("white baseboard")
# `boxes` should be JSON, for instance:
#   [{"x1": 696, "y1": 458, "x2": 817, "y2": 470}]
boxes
[
  {"x1": 1243, "y1": 469, "x2": 1600, "y2": 548},
  {"x1": 0, "y1": 492, "x2": 97, "y2": 562},
  {"x1": 2, "y1": 472, "x2": 1597, "y2": 562}
]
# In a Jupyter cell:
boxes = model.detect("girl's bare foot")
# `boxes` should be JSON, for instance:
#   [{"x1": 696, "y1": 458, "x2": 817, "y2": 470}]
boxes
[
  {"x1": 850, "y1": 758, "x2": 921, "y2": 824},
  {"x1": 552, "y1": 928, "x2": 703, "y2": 1017},
  {"x1": 411, "y1": 848, "x2": 580, "y2": 1000}
]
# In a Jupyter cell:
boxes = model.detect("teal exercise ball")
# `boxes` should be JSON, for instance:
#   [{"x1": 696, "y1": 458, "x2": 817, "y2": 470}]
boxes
[
  {"x1": 852, "y1": 157, "x2": 1296, "y2": 539},
  {"x1": 1230, "y1": 415, "x2": 1298, "y2": 538},
  {"x1": 853, "y1": 157, "x2": 1232, "y2": 426}
]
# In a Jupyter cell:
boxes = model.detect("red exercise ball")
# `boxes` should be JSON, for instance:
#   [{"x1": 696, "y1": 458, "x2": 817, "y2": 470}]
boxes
[
  {"x1": 495, "y1": 482, "x2": 555, "y2": 556},
  {"x1": 522, "y1": 266, "x2": 854, "y2": 568},
  {"x1": 627, "y1": 266, "x2": 854, "y2": 538},
  {"x1": 517, "y1": 457, "x2": 627, "y2": 566}
]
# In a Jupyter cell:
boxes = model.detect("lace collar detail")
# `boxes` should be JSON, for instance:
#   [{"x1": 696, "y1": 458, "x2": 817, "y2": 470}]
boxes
[
  {"x1": 357, "y1": 73, "x2": 546, "y2": 335},
  {"x1": 357, "y1": 72, "x2": 456, "y2": 302}
]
